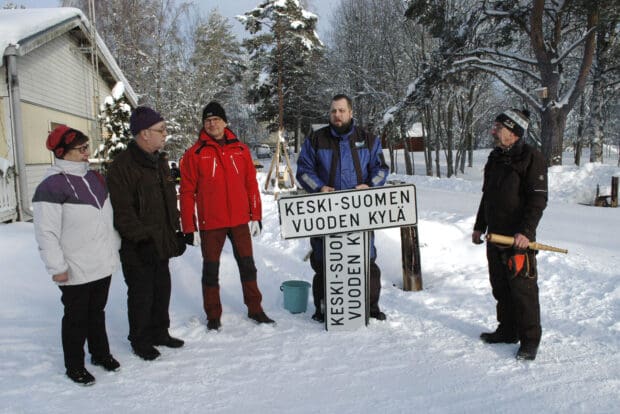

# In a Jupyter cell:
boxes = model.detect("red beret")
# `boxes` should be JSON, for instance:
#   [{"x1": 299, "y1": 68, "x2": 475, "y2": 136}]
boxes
[{"x1": 46, "y1": 125, "x2": 85, "y2": 158}]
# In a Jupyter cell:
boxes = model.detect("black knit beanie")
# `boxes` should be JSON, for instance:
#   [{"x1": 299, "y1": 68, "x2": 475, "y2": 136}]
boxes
[
  {"x1": 495, "y1": 108, "x2": 530, "y2": 138},
  {"x1": 202, "y1": 101, "x2": 227, "y2": 123}
]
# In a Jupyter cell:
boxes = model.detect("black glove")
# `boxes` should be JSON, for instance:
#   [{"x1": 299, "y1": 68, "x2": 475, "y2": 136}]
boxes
[
  {"x1": 184, "y1": 232, "x2": 194, "y2": 246},
  {"x1": 174, "y1": 231, "x2": 187, "y2": 257}
]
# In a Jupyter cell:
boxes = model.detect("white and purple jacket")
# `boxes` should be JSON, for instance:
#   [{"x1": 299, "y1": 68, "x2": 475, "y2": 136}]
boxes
[{"x1": 33, "y1": 159, "x2": 120, "y2": 286}]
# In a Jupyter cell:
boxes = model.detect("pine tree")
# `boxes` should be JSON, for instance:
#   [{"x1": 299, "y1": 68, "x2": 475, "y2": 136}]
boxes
[
  {"x1": 96, "y1": 82, "x2": 131, "y2": 172},
  {"x1": 238, "y1": 0, "x2": 325, "y2": 134}
]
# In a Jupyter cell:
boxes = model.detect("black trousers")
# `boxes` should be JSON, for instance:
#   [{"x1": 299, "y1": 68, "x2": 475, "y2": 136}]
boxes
[
  {"x1": 310, "y1": 252, "x2": 382, "y2": 314},
  {"x1": 487, "y1": 243, "x2": 541, "y2": 344},
  {"x1": 58, "y1": 276, "x2": 112, "y2": 370},
  {"x1": 121, "y1": 258, "x2": 171, "y2": 348}
]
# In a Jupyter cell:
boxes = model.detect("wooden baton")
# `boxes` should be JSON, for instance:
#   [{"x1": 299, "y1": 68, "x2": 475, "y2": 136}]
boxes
[{"x1": 486, "y1": 233, "x2": 568, "y2": 254}]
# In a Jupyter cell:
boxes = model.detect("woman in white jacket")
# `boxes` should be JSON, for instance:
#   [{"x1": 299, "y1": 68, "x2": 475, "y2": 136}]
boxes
[{"x1": 33, "y1": 125, "x2": 121, "y2": 386}]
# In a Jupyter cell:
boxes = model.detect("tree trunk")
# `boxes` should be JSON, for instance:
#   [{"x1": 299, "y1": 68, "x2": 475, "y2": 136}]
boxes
[
  {"x1": 529, "y1": 0, "x2": 598, "y2": 166},
  {"x1": 574, "y1": 95, "x2": 585, "y2": 166},
  {"x1": 445, "y1": 98, "x2": 454, "y2": 177},
  {"x1": 402, "y1": 125, "x2": 413, "y2": 175},
  {"x1": 388, "y1": 142, "x2": 396, "y2": 173},
  {"x1": 540, "y1": 107, "x2": 567, "y2": 165},
  {"x1": 423, "y1": 106, "x2": 433, "y2": 176},
  {"x1": 434, "y1": 105, "x2": 441, "y2": 178},
  {"x1": 587, "y1": 32, "x2": 605, "y2": 163},
  {"x1": 295, "y1": 116, "x2": 302, "y2": 155}
]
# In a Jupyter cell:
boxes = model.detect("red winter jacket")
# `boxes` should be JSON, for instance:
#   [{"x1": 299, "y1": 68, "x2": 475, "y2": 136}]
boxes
[{"x1": 179, "y1": 128, "x2": 261, "y2": 232}]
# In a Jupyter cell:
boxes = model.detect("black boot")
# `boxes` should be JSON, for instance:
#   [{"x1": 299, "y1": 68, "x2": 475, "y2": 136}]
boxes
[
  {"x1": 91, "y1": 355, "x2": 120, "y2": 372},
  {"x1": 311, "y1": 309, "x2": 324, "y2": 323},
  {"x1": 207, "y1": 319, "x2": 221, "y2": 331},
  {"x1": 516, "y1": 341, "x2": 539, "y2": 360},
  {"x1": 370, "y1": 310, "x2": 387, "y2": 321},
  {"x1": 480, "y1": 327, "x2": 518, "y2": 344},
  {"x1": 248, "y1": 311, "x2": 275, "y2": 324},
  {"x1": 66, "y1": 367, "x2": 96, "y2": 386},
  {"x1": 132, "y1": 344, "x2": 161, "y2": 361},
  {"x1": 153, "y1": 335, "x2": 184, "y2": 348}
]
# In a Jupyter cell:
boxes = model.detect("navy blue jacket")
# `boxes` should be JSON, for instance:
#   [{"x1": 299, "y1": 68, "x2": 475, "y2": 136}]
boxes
[
  {"x1": 296, "y1": 121, "x2": 389, "y2": 259},
  {"x1": 296, "y1": 121, "x2": 388, "y2": 192}
]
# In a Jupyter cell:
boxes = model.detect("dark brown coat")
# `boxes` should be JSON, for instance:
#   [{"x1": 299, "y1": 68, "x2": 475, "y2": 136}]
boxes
[{"x1": 107, "y1": 140, "x2": 180, "y2": 261}]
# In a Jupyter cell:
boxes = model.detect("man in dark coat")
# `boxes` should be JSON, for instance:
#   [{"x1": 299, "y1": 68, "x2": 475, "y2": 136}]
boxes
[
  {"x1": 296, "y1": 94, "x2": 389, "y2": 323},
  {"x1": 107, "y1": 106, "x2": 185, "y2": 361},
  {"x1": 472, "y1": 108, "x2": 548, "y2": 361}
]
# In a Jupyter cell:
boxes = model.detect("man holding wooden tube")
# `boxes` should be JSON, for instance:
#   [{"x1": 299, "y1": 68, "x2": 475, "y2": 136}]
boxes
[{"x1": 472, "y1": 108, "x2": 548, "y2": 361}]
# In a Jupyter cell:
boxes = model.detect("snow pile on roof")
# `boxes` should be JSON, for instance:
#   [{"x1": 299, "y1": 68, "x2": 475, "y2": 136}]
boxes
[
  {"x1": 0, "y1": 8, "x2": 83, "y2": 58},
  {"x1": 0, "y1": 7, "x2": 137, "y2": 105}
]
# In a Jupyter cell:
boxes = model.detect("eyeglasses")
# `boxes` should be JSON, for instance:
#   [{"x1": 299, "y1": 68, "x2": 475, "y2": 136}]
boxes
[
  {"x1": 204, "y1": 117, "x2": 223, "y2": 124},
  {"x1": 70, "y1": 144, "x2": 90, "y2": 153},
  {"x1": 148, "y1": 127, "x2": 168, "y2": 135}
]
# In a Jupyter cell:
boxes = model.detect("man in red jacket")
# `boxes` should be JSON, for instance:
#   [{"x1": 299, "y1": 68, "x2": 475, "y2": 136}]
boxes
[{"x1": 179, "y1": 102, "x2": 274, "y2": 331}]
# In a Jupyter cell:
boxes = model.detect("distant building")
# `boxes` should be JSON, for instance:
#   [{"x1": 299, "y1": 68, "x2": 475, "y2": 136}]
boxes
[
  {"x1": 381, "y1": 122, "x2": 425, "y2": 152},
  {"x1": 0, "y1": 8, "x2": 137, "y2": 222}
]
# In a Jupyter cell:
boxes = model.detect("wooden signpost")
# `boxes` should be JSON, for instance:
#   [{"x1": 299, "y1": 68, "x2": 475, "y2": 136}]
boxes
[{"x1": 278, "y1": 184, "x2": 420, "y2": 331}]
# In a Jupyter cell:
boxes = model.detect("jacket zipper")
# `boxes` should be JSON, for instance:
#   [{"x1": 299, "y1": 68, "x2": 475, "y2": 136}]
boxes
[{"x1": 230, "y1": 155, "x2": 239, "y2": 174}]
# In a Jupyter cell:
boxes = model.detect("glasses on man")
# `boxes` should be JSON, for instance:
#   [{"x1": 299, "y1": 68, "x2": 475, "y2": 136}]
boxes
[
  {"x1": 70, "y1": 144, "x2": 90, "y2": 153},
  {"x1": 148, "y1": 127, "x2": 168, "y2": 135},
  {"x1": 204, "y1": 117, "x2": 223, "y2": 125}
]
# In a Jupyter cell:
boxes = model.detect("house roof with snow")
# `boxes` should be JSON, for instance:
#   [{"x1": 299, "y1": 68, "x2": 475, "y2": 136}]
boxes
[{"x1": 0, "y1": 7, "x2": 137, "y2": 106}]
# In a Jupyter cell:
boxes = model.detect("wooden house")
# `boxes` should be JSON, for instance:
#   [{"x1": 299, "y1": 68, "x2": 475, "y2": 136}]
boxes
[{"x1": 0, "y1": 8, "x2": 137, "y2": 222}]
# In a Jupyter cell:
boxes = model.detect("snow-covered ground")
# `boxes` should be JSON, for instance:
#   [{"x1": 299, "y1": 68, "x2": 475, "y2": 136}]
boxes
[{"x1": 1, "y1": 149, "x2": 618, "y2": 413}]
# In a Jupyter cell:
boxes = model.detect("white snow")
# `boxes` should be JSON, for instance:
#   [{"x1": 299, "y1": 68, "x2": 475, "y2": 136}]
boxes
[
  {"x1": 0, "y1": 8, "x2": 81, "y2": 60},
  {"x1": 0, "y1": 8, "x2": 138, "y2": 105},
  {"x1": 111, "y1": 82, "x2": 125, "y2": 101},
  {"x1": 291, "y1": 20, "x2": 305, "y2": 30},
  {"x1": 0, "y1": 149, "x2": 618, "y2": 413}
]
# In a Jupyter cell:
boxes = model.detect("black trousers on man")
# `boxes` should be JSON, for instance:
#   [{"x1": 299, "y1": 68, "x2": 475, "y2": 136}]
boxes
[
  {"x1": 120, "y1": 256, "x2": 171, "y2": 349},
  {"x1": 58, "y1": 276, "x2": 112, "y2": 370},
  {"x1": 486, "y1": 243, "x2": 541, "y2": 344},
  {"x1": 310, "y1": 251, "x2": 382, "y2": 315}
]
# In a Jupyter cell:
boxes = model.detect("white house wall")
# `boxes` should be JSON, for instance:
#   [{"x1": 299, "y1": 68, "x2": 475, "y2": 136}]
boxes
[
  {"x1": 12, "y1": 31, "x2": 113, "y2": 214},
  {"x1": 18, "y1": 33, "x2": 98, "y2": 119}
]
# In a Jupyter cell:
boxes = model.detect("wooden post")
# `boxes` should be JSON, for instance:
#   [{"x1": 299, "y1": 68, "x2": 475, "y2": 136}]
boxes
[
  {"x1": 611, "y1": 176, "x2": 618, "y2": 207},
  {"x1": 401, "y1": 225, "x2": 423, "y2": 291}
]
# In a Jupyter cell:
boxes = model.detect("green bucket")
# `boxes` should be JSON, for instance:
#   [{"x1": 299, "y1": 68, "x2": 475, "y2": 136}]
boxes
[{"x1": 280, "y1": 280, "x2": 311, "y2": 314}]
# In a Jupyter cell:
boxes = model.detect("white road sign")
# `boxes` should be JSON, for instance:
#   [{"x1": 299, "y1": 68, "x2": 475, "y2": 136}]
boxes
[
  {"x1": 324, "y1": 232, "x2": 369, "y2": 331},
  {"x1": 278, "y1": 184, "x2": 417, "y2": 239}
]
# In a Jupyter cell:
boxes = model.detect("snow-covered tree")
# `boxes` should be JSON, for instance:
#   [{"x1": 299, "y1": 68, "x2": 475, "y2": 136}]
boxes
[
  {"x1": 95, "y1": 82, "x2": 131, "y2": 170},
  {"x1": 238, "y1": 0, "x2": 325, "y2": 134},
  {"x1": 405, "y1": 0, "x2": 600, "y2": 165},
  {"x1": 63, "y1": 0, "x2": 192, "y2": 111}
]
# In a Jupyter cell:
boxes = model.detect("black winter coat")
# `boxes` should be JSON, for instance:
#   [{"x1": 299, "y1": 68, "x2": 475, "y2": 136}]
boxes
[
  {"x1": 107, "y1": 140, "x2": 181, "y2": 261},
  {"x1": 474, "y1": 139, "x2": 548, "y2": 241}
]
